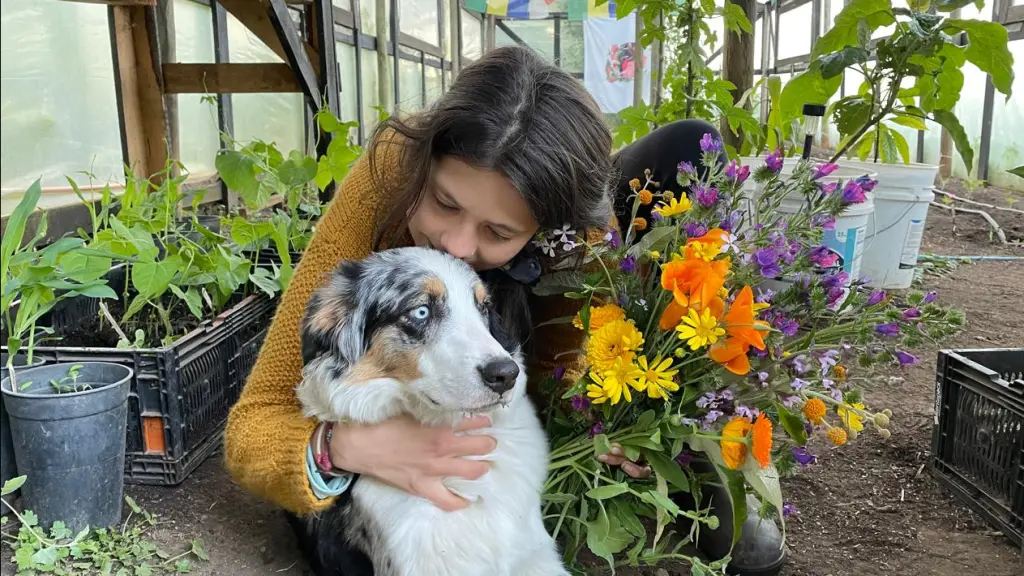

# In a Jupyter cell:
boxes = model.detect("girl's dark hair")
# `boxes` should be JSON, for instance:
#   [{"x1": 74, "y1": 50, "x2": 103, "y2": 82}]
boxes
[{"x1": 368, "y1": 45, "x2": 614, "y2": 354}]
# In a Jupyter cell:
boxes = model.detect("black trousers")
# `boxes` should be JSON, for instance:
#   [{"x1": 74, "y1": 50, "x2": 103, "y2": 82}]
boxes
[
  {"x1": 286, "y1": 118, "x2": 726, "y2": 576},
  {"x1": 611, "y1": 118, "x2": 728, "y2": 238}
]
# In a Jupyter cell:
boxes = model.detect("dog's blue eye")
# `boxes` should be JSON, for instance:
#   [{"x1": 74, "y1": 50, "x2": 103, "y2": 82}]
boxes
[{"x1": 409, "y1": 305, "x2": 430, "y2": 321}]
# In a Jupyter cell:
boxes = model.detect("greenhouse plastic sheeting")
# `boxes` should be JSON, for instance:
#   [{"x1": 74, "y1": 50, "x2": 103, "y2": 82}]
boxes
[
  {"x1": 173, "y1": 0, "x2": 220, "y2": 177},
  {"x1": 1, "y1": 0, "x2": 123, "y2": 194}
]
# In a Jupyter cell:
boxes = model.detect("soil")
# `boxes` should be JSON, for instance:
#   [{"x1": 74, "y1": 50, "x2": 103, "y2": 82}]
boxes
[{"x1": 3, "y1": 180, "x2": 1022, "y2": 575}]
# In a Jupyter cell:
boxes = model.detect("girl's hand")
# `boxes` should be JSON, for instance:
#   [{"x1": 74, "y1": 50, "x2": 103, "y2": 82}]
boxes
[
  {"x1": 328, "y1": 414, "x2": 497, "y2": 511},
  {"x1": 597, "y1": 442, "x2": 652, "y2": 479}
]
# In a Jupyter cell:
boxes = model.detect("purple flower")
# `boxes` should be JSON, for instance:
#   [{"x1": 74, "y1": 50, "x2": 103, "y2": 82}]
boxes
[
  {"x1": 721, "y1": 210, "x2": 742, "y2": 233},
  {"x1": 820, "y1": 350, "x2": 839, "y2": 376},
  {"x1": 823, "y1": 378, "x2": 843, "y2": 402},
  {"x1": 841, "y1": 180, "x2": 867, "y2": 204},
  {"x1": 724, "y1": 160, "x2": 751, "y2": 185},
  {"x1": 696, "y1": 392, "x2": 717, "y2": 409},
  {"x1": 695, "y1": 185, "x2": 719, "y2": 207},
  {"x1": 678, "y1": 161, "x2": 696, "y2": 175},
  {"x1": 809, "y1": 246, "x2": 840, "y2": 268},
  {"x1": 903, "y1": 307, "x2": 921, "y2": 320},
  {"x1": 735, "y1": 405, "x2": 759, "y2": 420},
  {"x1": 703, "y1": 410, "x2": 724, "y2": 429},
  {"x1": 812, "y1": 214, "x2": 836, "y2": 231},
  {"x1": 922, "y1": 291, "x2": 938, "y2": 304},
  {"x1": 822, "y1": 271, "x2": 849, "y2": 290},
  {"x1": 684, "y1": 222, "x2": 708, "y2": 238},
  {"x1": 792, "y1": 355, "x2": 811, "y2": 375},
  {"x1": 895, "y1": 350, "x2": 920, "y2": 366},
  {"x1": 856, "y1": 175, "x2": 878, "y2": 192},
  {"x1": 620, "y1": 255, "x2": 637, "y2": 273},
  {"x1": 571, "y1": 394, "x2": 589, "y2": 412},
  {"x1": 792, "y1": 447, "x2": 817, "y2": 466},
  {"x1": 719, "y1": 389, "x2": 735, "y2": 402},
  {"x1": 791, "y1": 378, "x2": 809, "y2": 391},
  {"x1": 820, "y1": 182, "x2": 840, "y2": 195},
  {"x1": 604, "y1": 229, "x2": 622, "y2": 249},
  {"x1": 757, "y1": 371, "x2": 770, "y2": 384},
  {"x1": 650, "y1": 210, "x2": 663, "y2": 222},
  {"x1": 774, "y1": 316, "x2": 801, "y2": 337},
  {"x1": 782, "y1": 502, "x2": 797, "y2": 518},
  {"x1": 765, "y1": 149, "x2": 784, "y2": 173},
  {"x1": 675, "y1": 451, "x2": 695, "y2": 467},
  {"x1": 867, "y1": 290, "x2": 887, "y2": 306},
  {"x1": 553, "y1": 366, "x2": 567, "y2": 381},
  {"x1": 700, "y1": 133, "x2": 723, "y2": 154},
  {"x1": 756, "y1": 288, "x2": 775, "y2": 304},
  {"x1": 755, "y1": 247, "x2": 782, "y2": 278},
  {"x1": 803, "y1": 421, "x2": 814, "y2": 435},
  {"x1": 681, "y1": 417, "x2": 699, "y2": 427},
  {"x1": 737, "y1": 165, "x2": 751, "y2": 184},
  {"x1": 781, "y1": 394, "x2": 802, "y2": 408},
  {"x1": 876, "y1": 322, "x2": 901, "y2": 337},
  {"x1": 589, "y1": 421, "x2": 605, "y2": 438},
  {"x1": 812, "y1": 163, "x2": 840, "y2": 180},
  {"x1": 751, "y1": 346, "x2": 770, "y2": 358}
]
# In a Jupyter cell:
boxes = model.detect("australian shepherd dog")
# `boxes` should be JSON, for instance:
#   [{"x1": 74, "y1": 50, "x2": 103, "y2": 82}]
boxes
[{"x1": 292, "y1": 246, "x2": 568, "y2": 576}]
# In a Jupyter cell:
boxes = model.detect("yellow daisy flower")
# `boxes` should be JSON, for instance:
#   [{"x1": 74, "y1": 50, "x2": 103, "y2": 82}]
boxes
[
  {"x1": 837, "y1": 402, "x2": 866, "y2": 432},
  {"x1": 675, "y1": 308, "x2": 725, "y2": 350},
  {"x1": 587, "y1": 358, "x2": 644, "y2": 405},
  {"x1": 637, "y1": 355, "x2": 679, "y2": 400},
  {"x1": 586, "y1": 319, "x2": 645, "y2": 371},
  {"x1": 653, "y1": 195, "x2": 693, "y2": 218},
  {"x1": 572, "y1": 303, "x2": 626, "y2": 332},
  {"x1": 687, "y1": 241, "x2": 721, "y2": 262}
]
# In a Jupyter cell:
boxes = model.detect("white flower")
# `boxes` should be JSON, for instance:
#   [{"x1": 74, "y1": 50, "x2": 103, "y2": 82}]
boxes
[
  {"x1": 551, "y1": 223, "x2": 576, "y2": 244},
  {"x1": 721, "y1": 232, "x2": 740, "y2": 254},
  {"x1": 638, "y1": 298, "x2": 648, "y2": 310},
  {"x1": 561, "y1": 240, "x2": 578, "y2": 252},
  {"x1": 535, "y1": 238, "x2": 556, "y2": 257}
]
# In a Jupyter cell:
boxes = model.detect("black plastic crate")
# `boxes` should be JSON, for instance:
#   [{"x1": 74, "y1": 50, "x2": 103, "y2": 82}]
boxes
[
  {"x1": 2, "y1": 270, "x2": 280, "y2": 486},
  {"x1": 931, "y1": 348, "x2": 1024, "y2": 548}
]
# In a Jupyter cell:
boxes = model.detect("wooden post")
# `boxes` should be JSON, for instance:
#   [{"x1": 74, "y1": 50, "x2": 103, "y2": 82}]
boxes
[
  {"x1": 111, "y1": 4, "x2": 170, "y2": 181},
  {"x1": 721, "y1": 0, "x2": 756, "y2": 150},
  {"x1": 450, "y1": 0, "x2": 461, "y2": 77},
  {"x1": 650, "y1": 11, "x2": 663, "y2": 111},
  {"x1": 632, "y1": 11, "x2": 644, "y2": 107}
]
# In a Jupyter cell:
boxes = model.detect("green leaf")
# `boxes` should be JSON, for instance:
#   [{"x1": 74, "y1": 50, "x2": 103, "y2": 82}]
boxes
[
  {"x1": 724, "y1": 468, "x2": 748, "y2": 546},
  {"x1": 855, "y1": 129, "x2": 877, "y2": 161},
  {"x1": 887, "y1": 125, "x2": 912, "y2": 164},
  {"x1": 21, "y1": 509, "x2": 38, "y2": 527},
  {"x1": 878, "y1": 124, "x2": 900, "y2": 164},
  {"x1": 49, "y1": 520, "x2": 72, "y2": 540},
  {"x1": 818, "y1": 46, "x2": 871, "y2": 79},
  {"x1": 278, "y1": 151, "x2": 318, "y2": 188},
  {"x1": 780, "y1": 64, "x2": 842, "y2": 124},
  {"x1": 609, "y1": 499, "x2": 645, "y2": 539},
  {"x1": 813, "y1": 0, "x2": 895, "y2": 58},
  {"x1": 931, "y1": 109, "x2": 974, "y2": 173},
  {"x1": 532, "y1": 271, "x2": 586, "y2": 297},
  {"x1": 593, "y1": 433, "x2": 612, "y2": 457},
  {"x1": 169, "y1": 284, "x2": 204, "y2": 320},
  {"x1": 645, "y1": 449, "x2": 690, "y2": 492},
  {"x1": 228, "y1": 217, "x2": 274, "y2": 248},
  {"x1": 314, "y1": 156, "x2": 334, "y2": 191},
  {"x1": 831, "y1": 96, "x2": 873, "y2": 139},
  {"x1": 248, "y1": 267, "x2": 281, "y2": 298},
  {"x1": 215, "y1": 150, "x2": 260, "y2": 199},
  {"x1": 542, "y1": 492, "x2": 576, "y2": 503},
  {"x1": 890, "y1": 113, "x2": 928, "y2": 131},
  {"x1": 60, "y1": 250, "x2": 113, "y2": 284},
  {"x1": 1, "y1": 179, "x2": 42, "y2": 284},
  {"x1": 190, "y1": 538, "x2": 209, "y2": 561},
  {"x1": 943, "y1": 19, "x2": 1015, "y2": 98},
  {"x1": 638, "y1": 488, "x2": 681, "y2": 517},
  {"x1": 934, "y1": 0, "x2": 981, "y2": 12},
  {"x1": 135, "y1": 562, "x2": 153, "y2": 576},
  {"x1": 636, "y1": 409, "x2": 657, "y2": 431},
  {"x1": 68, "y1": 283, "x2": 118, "y2": 300},
  {"x1": 776, "y1": 403, "x2": 808, "y2": 445},
  {"x1": 586, "y1": 483, "x2": 630, "y2": 500},
  {"x1": 720, "y1": 2, "x2": 752, "y2": 36},
  {"x1": 626, "y1": 225, "x2": 675, "y2": 259},
  {"x1": 1, "y1": 475, "x2": 26, "y2": 496},
  {"x1": 325, "y1": 137, "x2": 362, "y2": 186},
  {"x1": 1008, "y1": 166, "x2": 1024, "y2": 179},
  {"x1": 122, "y1": 294, "x2": 150, "y2": 324},
  {"x1": 587, "y1": 504, "x2": 632, "y2": 571},
  {"x1": 132, "y1": 256, "x2": 181, "y2": 299},
  {"x1": 32, "y1": 546, "x2": 59, "y2": 566}
]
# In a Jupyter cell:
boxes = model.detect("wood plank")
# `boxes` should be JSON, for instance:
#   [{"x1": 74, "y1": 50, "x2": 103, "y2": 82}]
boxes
[
  {"x1": 112, "y1": 4, "x2": 169, "y2": 181},
  {"x1": 67, "y1": 0, "x2": 158, "y2": 6},
  {"x1": 217, "y1": 0, "x2": 320, "y2": 71},
  {"x1": 162, "y1": 63, "x2": 301, "y2": 93},
  {"x1": 722, "y1": 0, "x2": 757, "y2": 150}
]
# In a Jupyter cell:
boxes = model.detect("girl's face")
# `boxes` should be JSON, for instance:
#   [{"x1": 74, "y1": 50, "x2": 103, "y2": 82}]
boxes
[{"x1": 408, "y1": 156, "x2": 540, "y2": 271}]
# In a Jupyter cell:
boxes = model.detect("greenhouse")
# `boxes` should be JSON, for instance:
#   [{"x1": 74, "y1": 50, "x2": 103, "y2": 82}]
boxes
[{"x1": 1, "y1": 0, "x2": 1021, "y2": 575}]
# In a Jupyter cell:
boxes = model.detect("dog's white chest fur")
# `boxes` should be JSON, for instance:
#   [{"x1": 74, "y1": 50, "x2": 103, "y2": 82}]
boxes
[{"x1": 351, "y1": 401, "x2": 565, "y2": 576}]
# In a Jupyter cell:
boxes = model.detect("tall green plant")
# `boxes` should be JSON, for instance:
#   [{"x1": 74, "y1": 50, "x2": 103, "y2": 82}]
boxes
[{"x1": 790, "y1": 0, "x2": 1014, "y2": 166}]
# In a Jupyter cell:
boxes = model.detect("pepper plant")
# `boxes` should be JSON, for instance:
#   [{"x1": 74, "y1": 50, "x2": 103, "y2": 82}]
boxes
[{"x1": 782, "y1": 0, "x2": 1014, "y2": 167}]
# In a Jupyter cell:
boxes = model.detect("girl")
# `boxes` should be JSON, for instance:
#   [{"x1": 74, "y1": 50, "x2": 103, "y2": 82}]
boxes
[{"x1": 224, "y1": 45, "x2": 782, "y2": 575}]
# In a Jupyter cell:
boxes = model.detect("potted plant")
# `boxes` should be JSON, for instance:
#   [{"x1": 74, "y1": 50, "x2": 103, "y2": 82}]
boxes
[{"x1": 780, "y1": 0, "x2": 1014, "y2": 288}]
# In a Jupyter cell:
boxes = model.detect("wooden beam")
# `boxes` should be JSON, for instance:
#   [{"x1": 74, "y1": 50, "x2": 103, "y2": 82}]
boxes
[
  {"x1": 67, "y1": 0, "x2": 158, "y2": 6},
  {"x1": 267, "y1": 0, "x2": 322, "y2": 109},
  {"x1": 217, "y1": 0, "x2": 320, "y2": 72},
  {"x1": 722, "y1": 0, "x2": 757, "y2": 150},
  {"x1": 111, "y1": 4, "x2": 169, "y2": 181},
  {"x1": 162, "y1": 63, "x2": 301, "y2": 93}
]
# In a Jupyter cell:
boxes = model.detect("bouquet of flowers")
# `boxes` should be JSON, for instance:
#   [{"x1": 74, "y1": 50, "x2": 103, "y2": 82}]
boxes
[{"x1": 532, "y1": 134, "x2": 963, "y2": 574}]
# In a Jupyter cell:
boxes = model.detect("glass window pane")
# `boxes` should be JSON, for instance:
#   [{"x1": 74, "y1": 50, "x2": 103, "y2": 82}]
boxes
[
  {"x1": 495, "y1": 20, "x2": 554, "y2": 63},
  {"x1": 337, "y1": 41, "x2": 360, "y2": 142},
  {"x1": 1, "y1": 0, "x2": 123, "y2": 198},
  {"x1": 988, "y1": 39, "x2": 1024, "y2": 189},
  {"x1": 425, "y1": 64, "x2": 442, "y2": 106},
  {"x1": 174, "y1": 0, "x2": 219, "y2": 177},
  {"x1": 360, "y1": 48, "x2": 382, "y2": 134},
  {"x1": 777, "y1": 2, "x2": 812, "y2": 60},
  {"x1": 441, "y1": 0, "x2": 451, "y2": 60},
  {"x1": 333, "y1": 0, "x2": 353, "y2": 12},
  {"x1": 561, "y1": 21, "x2": 584, "y2": 74},
  {"x1": 461, "y1": 10, "x2": 482, "y2": 61},
  {"x1": 399, "y1": 56, "x2": 424, "y2": 113},
  {"x1": 401, "y1": 0, "x2": 439, "y2": 46},
  {"x1": 227, "y1": 12, "x2": 306, "y2": 153}
]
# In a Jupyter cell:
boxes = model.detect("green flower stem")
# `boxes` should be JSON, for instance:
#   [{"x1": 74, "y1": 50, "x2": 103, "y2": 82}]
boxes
[{"x1": 591, "y1": 248, "x2": 619, "y2": 302}]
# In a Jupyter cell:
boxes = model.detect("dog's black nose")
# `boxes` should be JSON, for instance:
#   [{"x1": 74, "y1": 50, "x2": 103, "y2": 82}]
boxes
[{"x1": 478, "y1": 358, "x2": 520, "y2": 395}]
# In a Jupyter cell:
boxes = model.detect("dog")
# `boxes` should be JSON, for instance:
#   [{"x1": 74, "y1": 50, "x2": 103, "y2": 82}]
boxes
[{"x1": 294, "y1": 246, "x2": 568, "y2": 576}]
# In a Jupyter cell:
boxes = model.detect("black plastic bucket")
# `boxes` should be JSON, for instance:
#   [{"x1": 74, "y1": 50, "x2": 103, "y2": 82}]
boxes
[
  {"x1": 1, "y1": 362, "x2": 133, "y2": 531},
  {"x1": 0, "y1": 352, "x2": 45, "y2": 496}
]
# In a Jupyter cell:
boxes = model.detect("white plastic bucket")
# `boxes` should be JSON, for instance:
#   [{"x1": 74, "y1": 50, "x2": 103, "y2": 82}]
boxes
[
  {"x1": 841, "y1": 160, "x2": 939, "y2": 289},
  {"x1": 776, "y1": 191, "x2": 875, "y2": 281}
]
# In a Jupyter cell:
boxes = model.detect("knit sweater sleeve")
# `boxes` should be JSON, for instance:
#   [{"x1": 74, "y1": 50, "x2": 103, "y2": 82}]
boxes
[{"x1": 223, "y1": 138, "x2": 401, "y2": 515}]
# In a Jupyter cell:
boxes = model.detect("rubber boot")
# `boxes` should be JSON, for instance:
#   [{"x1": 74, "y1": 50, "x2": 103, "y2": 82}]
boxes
[{"x1": 673, "y1": 457, "x2": 787, "y2": 576}]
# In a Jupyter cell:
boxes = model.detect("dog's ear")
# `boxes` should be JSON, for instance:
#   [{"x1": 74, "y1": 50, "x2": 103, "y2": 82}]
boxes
[{"x1": 301, "y1": 262, "x2": 367, "y2": 367}]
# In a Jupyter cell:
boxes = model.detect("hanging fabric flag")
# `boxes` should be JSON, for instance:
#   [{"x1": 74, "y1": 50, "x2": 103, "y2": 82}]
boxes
[
  {"x1": 465, "y1": 0, "x2": 487, "y2": 13},
  {"x1": 487, "y1": 0, "x2": 510, "y2": 16},
  {"x1": 583, "y1": 11, "x2": 651, "y2": 113},
  {"x1": 507, "y1": 0, "x2": 530, "y2": 19},
  {"x1": 568, "y1": 0, "x2": 616, "y2": 21}
]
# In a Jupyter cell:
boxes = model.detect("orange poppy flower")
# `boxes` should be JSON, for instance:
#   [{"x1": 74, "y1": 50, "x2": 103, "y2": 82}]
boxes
[
  {"x1": 751, "y1": 416, "x2": 773, "y2": 468},
  {"x1": 686, "y1": 228, "x2": 729, "y2": 248},
  {"x1": 659, "y1": 295, "x2": 725, "y2": 331},
  {"x1": 721, "y1": 286, "x2": 769, "y2": 351},
  {"x1": 721, "y1": 417, "x2": 752, "y2": 470},
  {"x1": 709, "y1": 339, "x2": 752, "y2": 375}
]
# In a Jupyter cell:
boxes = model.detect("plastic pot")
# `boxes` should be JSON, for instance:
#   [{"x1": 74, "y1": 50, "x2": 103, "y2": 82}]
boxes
[
  {"x1": 0, "y1": 352, "x2": 45, "y2": 497},
  {"x1": 1, "y1": 362, "x2": 133, "y2": 531}
]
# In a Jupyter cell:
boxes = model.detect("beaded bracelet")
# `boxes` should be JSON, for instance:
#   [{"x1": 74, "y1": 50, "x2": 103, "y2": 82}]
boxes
[{"x1": 312, "y1": 421, "x2": 350, "y2": 478}]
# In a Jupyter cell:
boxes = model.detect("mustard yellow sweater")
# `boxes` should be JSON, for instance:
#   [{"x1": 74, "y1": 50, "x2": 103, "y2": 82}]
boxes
[{"x1": 223, "y1": 136, "x2": 595, "y2": 515}]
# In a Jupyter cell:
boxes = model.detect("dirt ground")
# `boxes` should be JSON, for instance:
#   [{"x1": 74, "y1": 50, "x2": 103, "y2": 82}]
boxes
[{"x1": 2, "y1": 182, "x2": 1022, "y2": 576}]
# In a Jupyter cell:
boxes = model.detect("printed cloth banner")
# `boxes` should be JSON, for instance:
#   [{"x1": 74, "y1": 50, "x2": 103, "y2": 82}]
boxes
[
  {"x1": 583, "y1": 12, "x2": 651, "y2": 113},
  {"x1": 464, "y1": 0, "x2": 616, "y2": 19}
]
